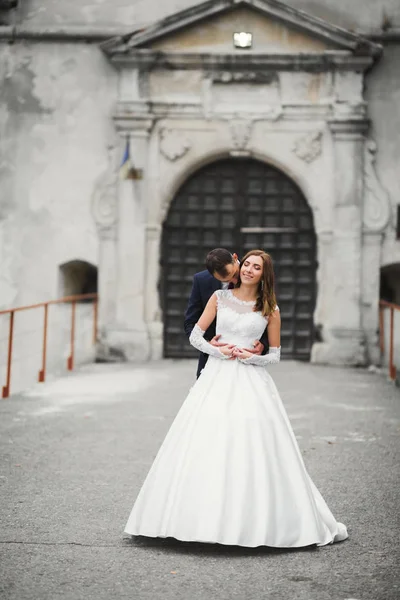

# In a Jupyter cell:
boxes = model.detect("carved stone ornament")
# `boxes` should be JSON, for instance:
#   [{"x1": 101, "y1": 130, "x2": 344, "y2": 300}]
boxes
[
  {"x1": 292, "y1": 131, "x2": 322, "y2": 163},
  {"x1": 229, "y1": 120, "x2": 253, "y2": 151},
  {"x1": 160, "y1": 128, "x2": 191, "y2": 162},
  {"x1": 91, "y1": 172, "x2": 118, "y2": 237},
  {"x1": 362, "y1": 140, "x2": 391, "y2": 232}
]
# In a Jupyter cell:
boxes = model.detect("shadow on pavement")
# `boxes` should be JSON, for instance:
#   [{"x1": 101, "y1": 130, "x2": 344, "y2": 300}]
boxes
[{"x1": 123, "y1": 535, "x2": 319, "y2": 557}]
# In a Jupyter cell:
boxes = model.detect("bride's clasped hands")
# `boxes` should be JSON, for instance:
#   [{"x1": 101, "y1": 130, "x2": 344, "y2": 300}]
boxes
[
  {"x1": 231, "y1": 346, "x2": 253, "y2": 360},
  {"x1": 218, "y1": 344, "x2": 254, "y2": 360}
]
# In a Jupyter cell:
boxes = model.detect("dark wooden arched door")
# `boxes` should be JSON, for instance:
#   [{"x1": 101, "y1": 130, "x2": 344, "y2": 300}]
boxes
[{"x1": 161, "y1": 158, "x2": 317, "y2": 360}]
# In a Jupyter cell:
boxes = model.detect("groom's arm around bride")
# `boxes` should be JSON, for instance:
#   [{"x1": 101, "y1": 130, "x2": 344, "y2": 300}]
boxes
[{"x1": 184, "y1": 248, "x2": 269, "y2": 378}]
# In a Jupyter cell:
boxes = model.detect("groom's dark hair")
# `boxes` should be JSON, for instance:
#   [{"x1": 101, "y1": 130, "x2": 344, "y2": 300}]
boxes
[{"x1": 205, "y1": 248, "x2": 234, "y2": 276}]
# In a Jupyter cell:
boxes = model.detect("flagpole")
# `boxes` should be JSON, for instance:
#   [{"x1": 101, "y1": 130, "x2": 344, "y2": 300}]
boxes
[{"x1": 119, "y1": 132, "x2": 143, "y2": 180}]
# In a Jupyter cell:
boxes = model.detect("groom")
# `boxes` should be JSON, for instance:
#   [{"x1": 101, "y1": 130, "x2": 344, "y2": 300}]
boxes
[{"x1": 184, "y1": 248, "x2": 269, "y2": 378}]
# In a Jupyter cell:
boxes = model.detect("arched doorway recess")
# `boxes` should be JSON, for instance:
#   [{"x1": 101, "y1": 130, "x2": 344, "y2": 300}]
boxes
[{"x1": 161, "y1": 157, "x2": 317, "y2": 360}]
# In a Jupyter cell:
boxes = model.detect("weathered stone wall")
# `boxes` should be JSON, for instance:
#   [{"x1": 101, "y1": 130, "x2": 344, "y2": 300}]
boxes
[
  {"x1": 0, "y1": 42, "x2": 117, "y2": 309},
  {"x1": 0, "y1": 40, "x2": 116, "y2": 394}
]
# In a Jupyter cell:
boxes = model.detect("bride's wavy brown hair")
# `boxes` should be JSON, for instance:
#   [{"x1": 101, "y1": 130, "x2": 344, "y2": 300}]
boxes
[{"x1": 237, "y1": 249, "x2": 277, "y2": 317}]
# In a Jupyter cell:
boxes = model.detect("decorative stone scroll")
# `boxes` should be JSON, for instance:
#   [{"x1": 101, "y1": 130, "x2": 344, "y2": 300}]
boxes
[
  {"x1": 292, "y1": 131, "x2": 322, "y2": 163},
  {"x1": 160, "y1": 128, "x2": 191, "y2": 162},
  {"x1": 362, "y1": 140, "x2": 391, "y2": 232},
  {"x1": 91, "y1": 170, "x2": 118, "y2": 238}
]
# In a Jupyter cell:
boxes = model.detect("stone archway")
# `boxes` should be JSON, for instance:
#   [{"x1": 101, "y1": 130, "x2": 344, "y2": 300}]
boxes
[{"x1": 161, "y1": 156, "x2": 317, "y2": 360}]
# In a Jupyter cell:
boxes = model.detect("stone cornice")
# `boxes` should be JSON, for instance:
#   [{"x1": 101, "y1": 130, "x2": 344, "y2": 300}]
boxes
[
  {"x1": 112, "y1": 100, "x2": 356, "y2": 124},
  {"x1": 0, "y1": 24, "x2": 138, "y2": 43},
  {"x1": 106, "y1": 49, "x2": 374, "y2": 73},
  {"x1": 113, "y1": 106, "x2": 155, "y2": 133},
  {"x1": 0, "y1": 24, "x2": 396, "y2": 46},
  {"x1": 328, "y1": 118, "x2": 370, "y2": 137},
  {"x1": 358, "y1": 28, "x2": 400, "y2": 44}
]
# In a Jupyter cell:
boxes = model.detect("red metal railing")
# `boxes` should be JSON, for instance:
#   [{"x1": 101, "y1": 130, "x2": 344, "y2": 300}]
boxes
[
  {"x1": 379, "y1": 300, "x2": 400, "y2": 381},
  {"x1": 1, "y1": 293, "x2": 98, "y2": 398}
]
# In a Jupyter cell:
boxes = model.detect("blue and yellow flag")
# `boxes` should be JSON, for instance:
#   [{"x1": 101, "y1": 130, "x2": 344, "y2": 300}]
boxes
[{"x1": 120, "y1": 138, "x2": 132, "y2": 180}]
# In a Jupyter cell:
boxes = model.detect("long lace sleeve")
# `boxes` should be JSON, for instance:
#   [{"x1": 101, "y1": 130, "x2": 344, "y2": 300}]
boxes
[
  {"x1": 238, "y1": 346, "x2": 281, "y2": 366},
  {"x1": 189, "y1": 324, "x2": 229, "y2": 360}
]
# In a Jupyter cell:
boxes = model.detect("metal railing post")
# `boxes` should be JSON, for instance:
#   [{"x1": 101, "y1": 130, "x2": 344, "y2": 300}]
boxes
[
  {"x1": 379, "y1": 300, "x2": 399, "y2": 382},
  {"x1": 379, "y1": 305, "x2": 385, "y2": 354},
  {"x1": 389, "y1": 306, "x2": 396, "y2": 381},
  {"x1": 38, "y1": 303, "x2": 49, "y2": 383},
  {"x1": 93, "y1": 298, "x2": 98, "y2": 344},
  {"x1": 2, "y1": 311, "x2": 15, "y2": 398},
  {"x1": 67, "y1": 300, "x2": 76, "y2": 371}
]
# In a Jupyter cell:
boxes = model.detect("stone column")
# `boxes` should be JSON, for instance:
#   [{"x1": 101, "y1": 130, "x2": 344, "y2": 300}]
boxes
[
  {"x1": 108, "y1": 119, "x2": 154, "y2": 361},
  {"x1": 312, "y1": 118, "x2": 368, "y2": 365}
]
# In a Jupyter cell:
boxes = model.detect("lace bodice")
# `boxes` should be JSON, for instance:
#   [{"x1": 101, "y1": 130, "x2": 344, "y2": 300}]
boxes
[
  {"x1": 215, "y1": 289, "x2": 269, "y2": 348},
  {"x1": 188, "y1": 289, "x2": 281, "y2": 367}
]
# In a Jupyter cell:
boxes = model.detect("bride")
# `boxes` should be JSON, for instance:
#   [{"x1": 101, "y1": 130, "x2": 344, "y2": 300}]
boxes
[{"x1": 124, "y1": 249, "x2": 348, "y2": 548}]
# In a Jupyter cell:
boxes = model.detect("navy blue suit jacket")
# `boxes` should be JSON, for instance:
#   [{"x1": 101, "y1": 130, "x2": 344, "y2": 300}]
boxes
[{"x1": 184, "y1": 270, "x2": 269, "y2": 378}]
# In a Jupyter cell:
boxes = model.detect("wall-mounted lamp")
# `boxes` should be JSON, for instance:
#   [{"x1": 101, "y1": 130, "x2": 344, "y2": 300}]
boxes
[{"x1": 233, "y1": 32, "x2": 253, "y2": 49}]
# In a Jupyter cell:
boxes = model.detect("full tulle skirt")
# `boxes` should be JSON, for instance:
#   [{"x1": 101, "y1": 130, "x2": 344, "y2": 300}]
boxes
[{"x1": 124, "y1": 357, "x2": 348, "y2": 548}]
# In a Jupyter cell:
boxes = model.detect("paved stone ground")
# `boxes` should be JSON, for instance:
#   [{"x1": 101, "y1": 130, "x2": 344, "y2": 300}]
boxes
[{"x1": 0, "y1": 360, "x2": 399, "y2": 600}]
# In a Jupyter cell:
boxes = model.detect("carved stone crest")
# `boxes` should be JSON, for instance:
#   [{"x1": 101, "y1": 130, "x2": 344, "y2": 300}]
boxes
[
  {"x1": 363, "y1": 140, "x2": 391, "y2": 232},
  {"x1": 292, "y1": 131, "x2": 322, "y2": 163},
  {"x1": 160, "y1": 128, "x2": 191, "y2": 162},
  {"x1": 229, "y1": 120, "x2": 253, "y2": 152}
]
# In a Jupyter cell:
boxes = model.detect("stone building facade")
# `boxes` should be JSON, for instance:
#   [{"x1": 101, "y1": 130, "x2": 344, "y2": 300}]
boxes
[{"x1": 1, "y1": 0, "x2": 399, "y2": 368}]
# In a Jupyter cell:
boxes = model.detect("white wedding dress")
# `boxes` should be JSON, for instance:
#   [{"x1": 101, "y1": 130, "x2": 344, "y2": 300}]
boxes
[{"x1": 124, "y1": 289, "x2": 348, "y2": 548}]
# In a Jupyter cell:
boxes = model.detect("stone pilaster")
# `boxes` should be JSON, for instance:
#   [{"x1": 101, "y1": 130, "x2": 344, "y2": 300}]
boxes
[
  {"x1": 312, "y1": 229, "x2": 333, "y2": 339},
  {"x1": 91, "y1": 165, "x2": 118, "y2": 355},
  {"x1": 144, "y1": 223, "x2": 163, "y2": 360},
  {"x1": 361, "y1": 232, "x2": 382, "y2": 365},
  {"x1": 107, "y1": 118, "x2": 154, "y2": 361},
  {"x1": 312, "y1": 118, "x2": 369, "y2": 365},
  {"x1": 361, "y1": 140, "x2": 391, "y2": 365}
]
